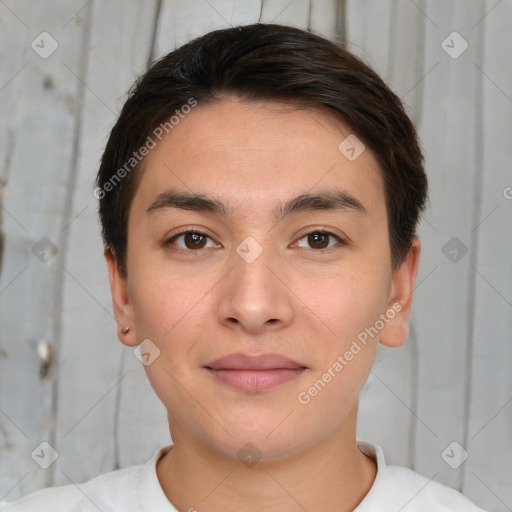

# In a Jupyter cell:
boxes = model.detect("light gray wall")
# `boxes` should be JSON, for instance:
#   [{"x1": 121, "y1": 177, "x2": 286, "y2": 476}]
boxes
[{"x1": 0, "y1": 1, "x2": 510, "y2": 510}]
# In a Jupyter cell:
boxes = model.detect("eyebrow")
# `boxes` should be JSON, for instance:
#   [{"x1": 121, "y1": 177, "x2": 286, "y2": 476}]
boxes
[{"x1": 145, "y1": 188, "x2": 367, "y2": 221}]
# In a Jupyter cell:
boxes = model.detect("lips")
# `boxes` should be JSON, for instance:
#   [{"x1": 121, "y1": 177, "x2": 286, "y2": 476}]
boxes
[{"x1": 204, "y1": 353, "x2": 307, "y2": 392}]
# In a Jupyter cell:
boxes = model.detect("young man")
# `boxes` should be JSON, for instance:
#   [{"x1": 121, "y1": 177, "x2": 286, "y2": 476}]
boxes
[{"x1": 1, "y1": 23, "x2": 485, "y2": 511}]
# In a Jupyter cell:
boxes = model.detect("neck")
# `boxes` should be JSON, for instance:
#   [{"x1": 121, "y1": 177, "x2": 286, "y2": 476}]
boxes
[{"x1": 156, "y1": 408, "x2": 377, "y2": 512}]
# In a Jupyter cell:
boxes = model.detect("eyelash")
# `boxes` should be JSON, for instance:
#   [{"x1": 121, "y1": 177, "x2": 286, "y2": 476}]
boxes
[{"x1": 164, "y1": 228, "x2": 346, "y2": 252}]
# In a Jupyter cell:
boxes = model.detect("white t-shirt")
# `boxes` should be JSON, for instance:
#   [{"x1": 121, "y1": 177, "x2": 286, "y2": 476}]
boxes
[{"x1": 0, "y1": 442, "x2": 486, "y2": 511}]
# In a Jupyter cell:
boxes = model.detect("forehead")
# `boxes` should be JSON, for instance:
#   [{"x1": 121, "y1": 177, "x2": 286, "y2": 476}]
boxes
[{"x1": 131, "y1": 97, "x2": 385, "y2": 219}]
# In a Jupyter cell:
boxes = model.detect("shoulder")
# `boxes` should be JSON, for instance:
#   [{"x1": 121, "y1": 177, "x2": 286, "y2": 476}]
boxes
[
  {"x1": 357, "y1": 442, "x2": 487, "y2": 512},
  {"x1": 0, "y1": 463, "x2": 142, "y2": 512},
  {"x1": 377, "y1": 464, "x2": 487, "y2": 511}
]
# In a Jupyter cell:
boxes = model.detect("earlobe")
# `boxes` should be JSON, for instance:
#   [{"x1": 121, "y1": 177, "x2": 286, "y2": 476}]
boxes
[
  {"x1": 379, "y1": 237, "x2": 421, "y2": 348},
  {"x1": 104, "y1": 245, "x2": 138, "y2": 347}
]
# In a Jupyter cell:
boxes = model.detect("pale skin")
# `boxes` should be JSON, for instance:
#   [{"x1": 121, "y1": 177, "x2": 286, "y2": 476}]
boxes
[{"x1": 105, "y1": 97, "x2": 421, "y2": 511}]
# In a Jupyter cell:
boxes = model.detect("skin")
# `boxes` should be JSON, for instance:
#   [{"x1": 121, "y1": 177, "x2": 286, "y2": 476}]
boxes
[{"x1": 105, "y1": 97, "x2": 421, "y2": 512}]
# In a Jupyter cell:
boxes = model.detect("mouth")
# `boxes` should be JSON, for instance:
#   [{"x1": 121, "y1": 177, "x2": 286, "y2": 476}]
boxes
[{"x1": 203, "y1": 353, "x2": 308, "y2": 392}]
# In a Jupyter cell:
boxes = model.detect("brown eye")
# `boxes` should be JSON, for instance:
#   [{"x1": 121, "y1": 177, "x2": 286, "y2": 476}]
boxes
[
  {"x1": 296, "y1": 231, "x2": 343, "y2": 250},
  {"x1": 308, "y1": 232, "x2": 330, "y2": 249},
  {"x1": 183, "y1": 232, "x2": 207, "y2": 249},
  {"x1": 167, "y1": 230, "x2": 218, "y2": 250}
]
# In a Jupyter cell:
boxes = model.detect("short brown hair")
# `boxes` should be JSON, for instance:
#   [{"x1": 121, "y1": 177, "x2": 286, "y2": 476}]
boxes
[{"x1": 96, "y1": 23, "x2": 427, "y2": 277}]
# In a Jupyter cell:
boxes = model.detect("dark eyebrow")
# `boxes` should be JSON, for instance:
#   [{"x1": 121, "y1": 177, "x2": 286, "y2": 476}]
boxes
[
  {"x1": 146, "y1": 188, "x2": 366, "y2": 220},
  {"x1": 272, "y1": 190, "x2": 366, "y2": 220},
  {"x1": 146, "y1": 190, "x2": 229, "y2": 216}
]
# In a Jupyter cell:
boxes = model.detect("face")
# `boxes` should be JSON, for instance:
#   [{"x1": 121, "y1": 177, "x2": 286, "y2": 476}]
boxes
[{"x1": 106, "y1": 97, "x2": 420, "y2": 461}]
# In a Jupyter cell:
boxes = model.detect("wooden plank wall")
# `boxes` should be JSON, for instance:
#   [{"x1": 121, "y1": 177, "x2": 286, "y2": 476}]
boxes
[{"x1": 0, "y1": 1, "x2": 510, "y2": 509}]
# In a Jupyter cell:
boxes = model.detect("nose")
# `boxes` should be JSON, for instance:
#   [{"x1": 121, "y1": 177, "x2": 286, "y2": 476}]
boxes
[{"x1": 216, "y1": 241, "x2": 294, "y2": 335}]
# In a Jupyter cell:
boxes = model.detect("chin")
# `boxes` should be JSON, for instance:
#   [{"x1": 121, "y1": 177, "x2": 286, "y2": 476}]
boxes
[
  {"x1": 209, "y1": 435, "x2": 302, "y2": 465},
  {"x1": 197, "y1": 413, "x2": 310, "y2": 464}
]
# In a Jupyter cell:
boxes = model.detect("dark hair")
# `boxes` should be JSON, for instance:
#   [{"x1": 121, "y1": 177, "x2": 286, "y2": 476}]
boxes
[{"x1": 96, "y1": 23, "x2": 427, "y2": 278}]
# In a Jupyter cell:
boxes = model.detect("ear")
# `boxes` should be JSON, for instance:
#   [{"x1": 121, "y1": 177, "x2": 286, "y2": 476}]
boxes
[
  {"x1": 104, "y1": 245, "x2": 138, "y2": 347},
  {"x1": 379, "y1": 236, "x2": 421, "y2": 348}
]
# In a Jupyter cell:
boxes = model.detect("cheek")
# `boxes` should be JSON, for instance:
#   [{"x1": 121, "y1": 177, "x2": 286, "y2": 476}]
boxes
[
  {"x1": 302, "y1": 268, "x2": 389, "y2": 347},
  {"x1": 295, "y1": 266, "x2": 390, "y2": 411},
  {"x1": 128, "y1": 269, "x2": 215, "y2": 396},
  {"x1": 129, "y1": 263, "x2": 212, "y2": 339},
  {"x1": 294, "y1": 276, "x2": 383, "y2": 425},
  {"x1": 129, "y1": 271, "x2": 208, "y2": 420}
]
